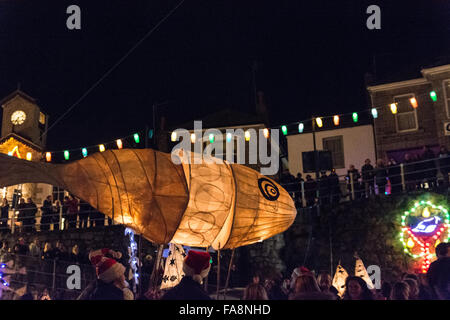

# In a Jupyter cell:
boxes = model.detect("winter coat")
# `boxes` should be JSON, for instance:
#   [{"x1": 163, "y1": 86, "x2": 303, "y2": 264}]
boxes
[
  {"x1": 88, "y1": 280, "x2": 124, "y2": 300},
  {"x1": 161, "y1": 276, "x2": 212, "y2": 300}
]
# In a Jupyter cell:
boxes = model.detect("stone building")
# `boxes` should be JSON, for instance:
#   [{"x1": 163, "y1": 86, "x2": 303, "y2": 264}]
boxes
[
  {"x1": 367, "y1": 64, "x2": 450, "y2": 161},
  {"x1": 0, "y1": 89, "x2": 53, "y2": 207}
]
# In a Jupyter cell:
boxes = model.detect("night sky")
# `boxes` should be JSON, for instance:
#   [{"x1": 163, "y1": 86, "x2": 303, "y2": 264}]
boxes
[{"x1": 1, "y1": 0, "x2": 450, "y2": 151}]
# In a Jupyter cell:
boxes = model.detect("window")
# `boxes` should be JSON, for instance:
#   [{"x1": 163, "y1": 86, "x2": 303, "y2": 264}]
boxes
[
  {"x1": 394, "y1": 94, "x2": 418, "y2": 132},
  {"x1": 443, "y1": 80, "x2": 450, "y2": 118},
  {"x1": 323, "y1": 136, "x2": 345, "y2": 169}
]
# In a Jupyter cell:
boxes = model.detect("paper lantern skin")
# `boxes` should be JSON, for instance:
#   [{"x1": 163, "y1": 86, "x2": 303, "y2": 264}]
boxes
[{"x1": 0, "y1": 149, "x2": 296, "y2": 250}]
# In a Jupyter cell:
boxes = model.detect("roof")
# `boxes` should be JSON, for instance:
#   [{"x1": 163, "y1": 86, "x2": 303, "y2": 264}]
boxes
[
  {"x1": 170, "y1": 107, "x2": 266, "y2": 130},
  {"x1": 0, "y1": 89, "x2": 38, "y2": 107},
  {"x1": 367, "y1": 78, "x2": 430, "y2": 93},
  {"x1": 0, "y1": 133, "x2": 43, "y2": 152}
]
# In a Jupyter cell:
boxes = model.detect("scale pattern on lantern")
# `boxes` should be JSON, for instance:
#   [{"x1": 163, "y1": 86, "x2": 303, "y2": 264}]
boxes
[{"x1": 400, "y1": 201, "x2": 450, "y2": 273}]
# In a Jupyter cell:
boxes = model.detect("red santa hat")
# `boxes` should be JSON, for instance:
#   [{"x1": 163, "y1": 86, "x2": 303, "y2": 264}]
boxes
[
  {"x1": 183, "y1": 250, "x2": 211, "y2": 284},
  {"x1": 89, "y1": 248, "x2": 125, "y2": 283}
]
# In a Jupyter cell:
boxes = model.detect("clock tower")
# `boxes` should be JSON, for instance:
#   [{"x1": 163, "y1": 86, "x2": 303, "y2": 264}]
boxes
[
  {"x1": 0, "y1": 89, "x2": 52, "y2": 207},
  {"x1": 0, "y1": 89, "x2": 48, "y2": 149}
]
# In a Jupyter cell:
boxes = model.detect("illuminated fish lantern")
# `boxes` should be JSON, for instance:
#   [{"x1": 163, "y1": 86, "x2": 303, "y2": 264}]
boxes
[
  {"x1": 332, "y1": 263, "x2": 348, "y2": 298},
  {"x1": 0, "y1": 149, "x2": 296, "y2": 250},
  {"x1": 400, "y1": 201, "x2": 450, "y2": 273}
]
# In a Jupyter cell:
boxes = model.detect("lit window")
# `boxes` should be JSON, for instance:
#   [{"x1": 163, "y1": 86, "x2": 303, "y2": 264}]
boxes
[
  {"x1": 394, "y1": 94, "x2": 418, "y2": 132},
  {"x1": 39, "y1": 112, "x2": 46, "y2": 125}
]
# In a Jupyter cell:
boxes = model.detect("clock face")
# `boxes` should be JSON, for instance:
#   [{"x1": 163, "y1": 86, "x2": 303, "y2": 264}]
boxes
[{"x1": 11, "y1": 110, "x2": 26, "y2": 125}]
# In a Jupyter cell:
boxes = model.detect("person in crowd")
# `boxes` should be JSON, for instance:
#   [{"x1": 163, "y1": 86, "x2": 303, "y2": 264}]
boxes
[
  {"x1": 304, "y1": 175, "x2": 316, "y2": 207},
  {"x1": 69, "y1": 244, "x2": 80, "y2": 264},
  {"x1": 390, "y1": 281, "x2": 410, "y2": 300},
  {"x1": 346, "y1": 165, "x2": 360, "y2": 200},
  {"x1": 317, "y1": 272, "x2": 339, "y2": 298},
  {"x1": 328, "y1": 169, "x2": 341, "y2": 204},
  {"x1": 413, "y1": 273, "x2": 433, "y2": 300},
  {"x1": 403, "y1": 278, "x2": 419, "y2": 300},
  {"x1": 419, "y1": 145, "x2": 437, "y2": 189},
  {"x1": 29, "y1": 238, "x2": 41, "y2": 258},
  {"x1": 67, "y1": 195, "x2": 79, "y2": 229},
  {"x1": 379, "y1": 281, "x2": 392, "y2": 300},
  {"x1": 39, "y1": 288, "x2": 52, "y2": 300},
  {"x1": 387, "y1": 159, "x2": 402, "y2": 194},
  {"x1": 318, "y1": 171, "x2": 330, "y2": 205},
  {"x1": 243, "y1": 283, "x2": 269, "y2": 300},
  {"x1": 438, "y1": 146, "x2": 450, "y2": 189},
  {"x1": 40, "y1": 195, "x2": 53, "y2": 231},
  {"x1": 23, "y1": 198, "x2": 37, "y2": 233},
  {"x1": 62, "y1": 196, "x2": 70, "y2": 229},
  {"x1": 342, "y1": 276, "x2": 374, "y2": 300},
  {"x1": 427, "y1": 242, "x2": 450, "y2": 299},
  {"x1": 78, "y1": 199, "x2": 91, "y2": 229},
  {"x1": 1, "y1": 198, "x2": 10, "y2": 233},
  {"x1": 55, "y1": 241, "x2": 70, "y2": 262},
  {"x1": 0, "y1": 241, "x2": 9, "y2": 263},
  {"x1": 14, "y1": 237, "x2": 29, "y2": 268},
  {"x1": 361, "y1": 159, "x2": 374, "y2": 198},
  {"x1": 264, "y1": 273, "x2": 288, "y2": 300},
  {"x1": 289, "y1": 266, "x2": 311, "y2": 292},
  {"x1": 53, "y1": 199, "x2": 61, "y2": 231},
  {"x1": 42, "y1": 242, "x2": 55, "y2": 260},
  {"x1": 17, "y1": 197, "x2": 27, "y2": 232},
  {"x1": 375, "y1": 159, "x2": 388, "y2": 196},
  {"x1": 293, "y1": 173, "x2": 304, "y2": 208},
  {"x1": 289, "y1": 274, "x2": 336, "y2": 300},
  {"x1": 20, "y1": 284, "x2": 38, "y2": 300},
  {"x1": 81, "y1": 248, "x2": 131, "y2": 300},
  {"x1": 162, "y1": 250, "x2": 212, "y2": 300},
  {"x1": 403, "y1": 153, "x2": 416, "y2": 192}
]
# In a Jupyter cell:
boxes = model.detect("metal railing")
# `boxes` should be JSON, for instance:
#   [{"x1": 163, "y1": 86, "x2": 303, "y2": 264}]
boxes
[
  {"x1": 280, "y1": 155, "x2": 450, "y2": 208},
  {"x1": 0, "y1": 207, "x2": 113, "y2": 234}
]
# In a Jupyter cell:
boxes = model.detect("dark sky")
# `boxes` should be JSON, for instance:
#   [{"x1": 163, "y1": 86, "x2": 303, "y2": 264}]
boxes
[{"x1": 1, "y1": 0, "x2": 450, "y2": 152}]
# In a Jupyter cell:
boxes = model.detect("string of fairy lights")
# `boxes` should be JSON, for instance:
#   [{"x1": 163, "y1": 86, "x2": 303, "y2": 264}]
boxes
[{"x1": 24, "y1": 88, "x2": 439, "y2": 162}]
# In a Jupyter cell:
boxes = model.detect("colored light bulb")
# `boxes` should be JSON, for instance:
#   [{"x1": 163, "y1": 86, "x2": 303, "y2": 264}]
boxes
[
  {"x1": 352, "y1": 112, "x2": 358, "y2": 123},
  {"x1": 333, "y1": 115, "x2": 339, "y2": 126},
  {"x1": 390, "y1": 103, "x2": 397, "y2": 114},
  {"x1": 410, "y1": 97, "x2": 418, "y2": 108},
  {"x1": 171, "y1": 132, "x2": 177, "y2": 142},
  {"x1": 263, "y1": 128, "x2": 269, "y2": 138},
  {"x1": 226, "y1": 133, "x2": 232, "y2": 143},
  {"x1": 430, "y1": 91, "x2": 437, "y2": 102},
  {"x1": 64, "y1": 150, "x2": 70, "y2": 160},
  {"x1": 26, "y1": 152, "x2": 32, "y2": 161},
  {"x1": 190, "y1": 133, "x2": 196, "y2": 144},
  {"x1": 315, "y1": 117, "x2": 323, "y2": 128},
  {"x1": 45, "y1": 152, "x2": 51, "y2": 162},
  {"x1": 245, "y1": 130, "x2": 251, "y2": 141},
  {"x1": 82, "y1": 148, "x2": 88, "y2": 158},
  {"x1": 281, "y1": 125, "x2": 288, "y2": 136},
  {"x1": 209, "y1": 133, "x2": 215, "y2": 143},
  {"x1": 298, "y1": 123, "x2": 304, "y2": 133},
  {"x1": 133, "y1": 133, "x2": 140, "y2": 144},
  {"x1": 422, "y1": 207, "x2": 430, "y2": 218},
  {"x1": 371, "y1": 108, "x2": 378, "y2": 119},
  {"x1": 116, "y1": 139, "x2": 123, "y2": 149},
  {"x1": 407, "y1": 238, "x2": 415, "y2": 248}
]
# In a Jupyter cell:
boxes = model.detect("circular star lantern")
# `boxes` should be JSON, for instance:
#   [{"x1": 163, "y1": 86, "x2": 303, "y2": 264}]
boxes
[{"x1": 400, "y1": 201, "x2": 450, "y2": 273}]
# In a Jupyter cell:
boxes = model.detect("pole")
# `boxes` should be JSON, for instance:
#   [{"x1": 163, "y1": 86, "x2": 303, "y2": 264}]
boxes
[
  {"x1": 138, "y1": 234, "x2": 142, "y2": 298},
  {"x1": 350, "y1": 173, "x2": 355, "y2": 200},
  {"x1": 216, "y1": 248, "x2": 221, "y2": 299},
  {"x1": 52, "y1": 259, "x2": 56, "y2": 291},
  {"x1": 59, "y1": 203, "x2": 63, "y2": 230},
  {"x1": 150, "y1": 244, "x2": 164, "y2": 289},
  {"x1": 223, "y1": 249, "x2": 235, "y2": 300},
  {"x1": 400, "y1": 163, "x2": 405, "y2": 192},
  {"x1": 10, "y1": 208, "x2": 15, "y2": 234}
]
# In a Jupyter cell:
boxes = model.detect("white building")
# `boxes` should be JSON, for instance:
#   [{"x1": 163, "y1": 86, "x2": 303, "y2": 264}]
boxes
[{"x1": 287, "y1": 124, "x2": 376, "y2": 178}]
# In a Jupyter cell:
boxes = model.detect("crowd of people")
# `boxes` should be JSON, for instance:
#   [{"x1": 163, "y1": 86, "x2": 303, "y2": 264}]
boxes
[
  {"x1": 282, "y1": 145, "x2": 450, "y2": 207},
  {"x1": 239, "y1": 242, "x2": 449, "y2": 301},
  {"x1": 0, "y1": 195, "x2": 112, "y2": 233}
]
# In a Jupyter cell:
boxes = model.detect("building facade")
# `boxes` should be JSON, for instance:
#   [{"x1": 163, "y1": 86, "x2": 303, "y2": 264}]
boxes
[
  {"x1": 287, "y1": 124, "x2": 376, "y2": 178},
  {"x1": 367, "y1": 64, "x2": 450, "y2": 162}
]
